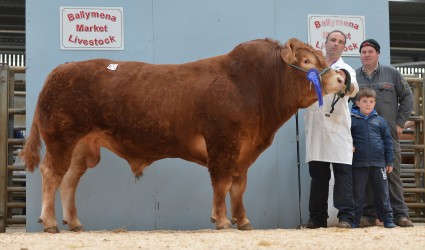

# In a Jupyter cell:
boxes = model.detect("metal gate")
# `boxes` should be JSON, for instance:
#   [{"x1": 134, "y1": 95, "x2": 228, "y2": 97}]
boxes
[
  {"x1": 0, "y1": 65, "x2": 26, "y2": 232},
  {"x1": 401, "y1": 75, "x2": 425, "y2": 222}
]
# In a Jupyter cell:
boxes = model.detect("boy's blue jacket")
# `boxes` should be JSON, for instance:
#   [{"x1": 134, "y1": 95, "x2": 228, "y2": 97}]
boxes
[{"x1": 351, "y1": 106, "x2": 395, "y2": 168}]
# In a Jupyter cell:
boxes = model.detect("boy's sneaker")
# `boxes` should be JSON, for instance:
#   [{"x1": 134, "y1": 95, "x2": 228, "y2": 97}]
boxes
[{"x1": 384, "y1": 221, "x2": 396, "y2": 228}]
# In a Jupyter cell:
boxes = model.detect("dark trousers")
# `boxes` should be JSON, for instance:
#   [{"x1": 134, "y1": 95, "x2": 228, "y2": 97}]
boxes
[
  {"x1": 353, "y1": 167, "x2": 393, "y2": 225},
  {"x1": 308, "y1": 161, "x2": 355, "y2": 226},
  {"x1": 362, "y1": 151, "x2": 409, "y2": 221}
]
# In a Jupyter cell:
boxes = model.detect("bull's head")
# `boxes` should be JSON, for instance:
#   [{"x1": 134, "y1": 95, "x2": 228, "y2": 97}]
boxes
[{"x1": 280, "y1": 38, "x2": 346, "y2": 102}]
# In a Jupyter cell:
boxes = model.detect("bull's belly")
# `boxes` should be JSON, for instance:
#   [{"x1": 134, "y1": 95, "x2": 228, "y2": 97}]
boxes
[
  {"x1": 75, "y1": 132, "x2": 209, "y2": 175},
  {"x1": 74, "y1": 130, "x2": 262, "y2": 177}
]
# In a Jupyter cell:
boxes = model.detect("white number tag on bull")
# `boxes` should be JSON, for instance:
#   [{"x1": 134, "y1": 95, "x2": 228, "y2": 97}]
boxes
[{"x1": 107, "y1": 64, "x2": 118, "y2": 70}]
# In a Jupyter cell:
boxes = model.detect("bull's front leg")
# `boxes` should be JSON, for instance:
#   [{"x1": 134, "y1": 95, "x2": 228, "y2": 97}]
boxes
[
  {"x1": 209, "y1": 173, "x2": 232, "y2": 230},
  {"x1": 230, "y1": 170, "x2": 253, "y2": 230}
]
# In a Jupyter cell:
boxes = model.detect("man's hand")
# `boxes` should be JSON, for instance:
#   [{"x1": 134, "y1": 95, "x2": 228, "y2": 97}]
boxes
[
  {"x1": 386, "y1": 166, "x2": 393, "y2": 173},
  {"x1": 397, "y1": 125, "x2": 403, "y2": 137},
  {"x1": 336, "y1": 69, "x2": 346, "y2": 79}
]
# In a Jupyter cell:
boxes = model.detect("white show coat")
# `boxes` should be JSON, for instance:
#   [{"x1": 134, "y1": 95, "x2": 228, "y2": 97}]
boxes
[{"x1": 304, "y1": 57, "x2": 359, "y2": 164}]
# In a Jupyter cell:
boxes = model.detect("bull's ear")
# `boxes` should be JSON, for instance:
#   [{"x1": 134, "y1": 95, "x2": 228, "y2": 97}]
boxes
[{"x1": 281, "y1": 40, "x2": 297, "y2": 64}]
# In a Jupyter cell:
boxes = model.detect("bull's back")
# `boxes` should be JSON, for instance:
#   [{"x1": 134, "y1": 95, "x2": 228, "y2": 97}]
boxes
[
  {"x1": 40, "y1": 58, "x2": 216, "y2": 121},
  {"x1": 37, "y1": 58, "x2": 237, "y2": 158},
  {"x1": 48, "y1": 58, "x2": 227, "y2": 104}
]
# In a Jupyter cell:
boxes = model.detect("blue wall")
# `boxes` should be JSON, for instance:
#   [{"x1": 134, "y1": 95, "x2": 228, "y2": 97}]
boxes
[{"x1": 26, "y1": 0, "x2": 390, "y2": 231}]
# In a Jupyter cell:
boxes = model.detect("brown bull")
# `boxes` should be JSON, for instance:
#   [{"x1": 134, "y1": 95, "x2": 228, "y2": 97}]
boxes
[{"x1": 21, "y1": 38, "x2": 345, "y2": 233}]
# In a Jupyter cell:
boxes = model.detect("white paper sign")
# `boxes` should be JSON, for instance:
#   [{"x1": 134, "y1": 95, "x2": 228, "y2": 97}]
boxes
[
  {"x1": 60, "y1": 6, "x2": 124, "y2": 50},
  {"x1": 308, "y1": 15, "x2": 365, "y2": 57}
]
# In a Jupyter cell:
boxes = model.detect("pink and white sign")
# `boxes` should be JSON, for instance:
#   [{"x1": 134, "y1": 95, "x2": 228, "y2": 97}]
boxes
[
  {"x1": 60, "y1": 6, "x2": 124, "y2": 50},
  {"x1": 308, "y1": 15, "x2": 365, "y2": 57}
]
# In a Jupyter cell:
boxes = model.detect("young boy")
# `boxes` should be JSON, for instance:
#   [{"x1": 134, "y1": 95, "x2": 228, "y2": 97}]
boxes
[{"x1": 351, "y1": 87, "x2": 396, "y2": 228}]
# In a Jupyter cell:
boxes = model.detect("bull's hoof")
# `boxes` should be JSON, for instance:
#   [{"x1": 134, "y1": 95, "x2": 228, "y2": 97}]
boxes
[
  {"x1": 211, "y1": 217, "x2": 232, "y2": 229},
  {"x1": 231, "y1": 218, "x2": 238, "y2": 225},
  {"x1": 238, "y1": 223, "x2": 253, "y2": 231},
  {"x1": 62, "y1": 220, "x2": 68, "y2": 225},
  {"x1": 70, "y1": 225, "x2": 84, "y2": 232},
  {"x1": 216, "y1": 223, "x2": 232, "y2": 230},
  {"x1": 44, "y1": 226, "x2": 60, "y2": 234}
]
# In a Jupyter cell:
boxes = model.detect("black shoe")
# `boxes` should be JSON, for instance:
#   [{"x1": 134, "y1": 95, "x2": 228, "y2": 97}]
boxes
[
  {"x1": 395, "y1": 217, "x2": 413, "y2": 227},
  {"x1": 297, "y1": 220, "x2": 326, "y2": 229}
]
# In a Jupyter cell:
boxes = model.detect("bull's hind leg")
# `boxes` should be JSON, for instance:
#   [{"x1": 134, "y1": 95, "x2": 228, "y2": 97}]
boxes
[
  {"x1": 39, "y1": 152, "x2": 70, "y2": 233},
  {"x1": 60, "y1": 139, "x2": 101, "y2": 232},
  {"x1": 230, "y1": 170, "x2": 252, "y2": 230},
  {"x1": 38, "y1": 137, "x2": 76, "y2": 233}
]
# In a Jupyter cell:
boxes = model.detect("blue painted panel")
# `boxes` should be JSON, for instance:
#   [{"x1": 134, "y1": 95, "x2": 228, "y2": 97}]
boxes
[
  {"x1": 154, "y1": 160, "x2": 213, "y2": 230},
  {"x1": 153, "y1": 0, "x2": 275, "y2": 63}
]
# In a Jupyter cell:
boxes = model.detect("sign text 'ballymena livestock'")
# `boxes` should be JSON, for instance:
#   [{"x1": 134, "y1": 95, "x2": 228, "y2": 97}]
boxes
[{"x1": 60, "y1": 7, "x2": 124, "y2": 50}]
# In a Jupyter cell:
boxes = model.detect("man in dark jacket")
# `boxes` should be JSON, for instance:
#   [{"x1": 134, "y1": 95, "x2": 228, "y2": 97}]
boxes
[
  {"x1": 353, "y1": 39, "x2": 414, "y2": 227},
  {"x1": 351, "y1": 87, "x2": 395, "y2": 228}
]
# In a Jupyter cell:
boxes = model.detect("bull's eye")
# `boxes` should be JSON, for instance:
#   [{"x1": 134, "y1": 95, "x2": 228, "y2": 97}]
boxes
[{"x1": 303, "y1": 59, "x2": 310, "y2": 64}]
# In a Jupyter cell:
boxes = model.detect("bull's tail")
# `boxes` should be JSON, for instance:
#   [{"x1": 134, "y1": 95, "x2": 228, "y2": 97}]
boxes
[{"x1": 20, "y1": 110, "x2": 42, "y2": 172}]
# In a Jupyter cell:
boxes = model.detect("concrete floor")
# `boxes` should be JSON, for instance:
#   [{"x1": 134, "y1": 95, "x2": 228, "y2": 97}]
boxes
[{"x1": 4, "y1": 223, "x2": 425, "y2": 233}]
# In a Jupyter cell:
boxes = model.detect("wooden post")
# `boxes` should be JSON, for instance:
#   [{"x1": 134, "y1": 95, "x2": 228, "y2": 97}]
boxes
[{"x1": 0, "y1": 65, "x2": 9, "y2": 232}]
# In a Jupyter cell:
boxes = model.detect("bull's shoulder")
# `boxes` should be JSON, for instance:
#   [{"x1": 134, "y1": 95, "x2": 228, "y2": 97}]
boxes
[{"x1": 229, "y1": 38, "x2": 281, "y2": 56}]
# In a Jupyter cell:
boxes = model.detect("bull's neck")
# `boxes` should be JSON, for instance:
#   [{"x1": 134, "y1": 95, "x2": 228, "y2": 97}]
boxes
[
  {"x1": 275, "y1": 64, "x2": 317, "y2": 125},
  {"x1": 227, "y1": 46, "x2": 313, "y2": 140},
  {"x1": 254, "y1": 61, "x2": 304, "y2": 136}
]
